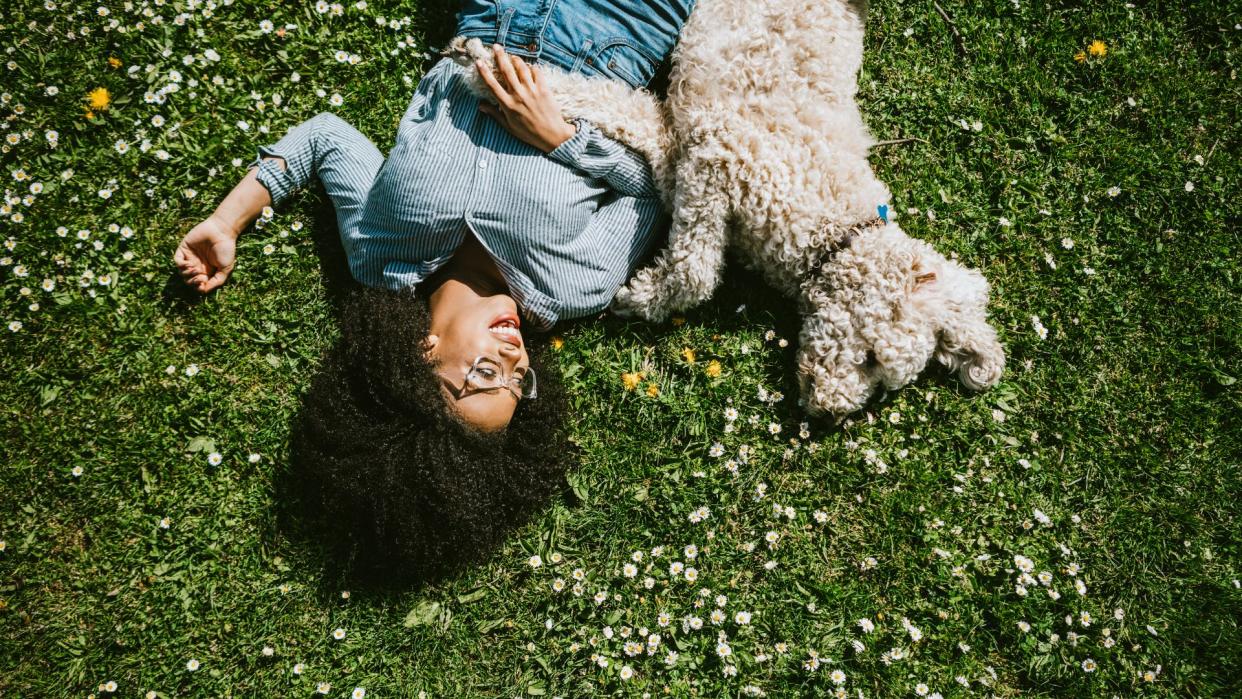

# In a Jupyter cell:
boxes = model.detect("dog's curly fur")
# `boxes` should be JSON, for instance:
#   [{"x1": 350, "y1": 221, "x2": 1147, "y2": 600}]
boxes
[
  {"x1": 610, "y1": 0, "x2": 1005, "y2": 416},
  {"x1": 291, "y1": 287, "x2": 574, "y2": 583}
]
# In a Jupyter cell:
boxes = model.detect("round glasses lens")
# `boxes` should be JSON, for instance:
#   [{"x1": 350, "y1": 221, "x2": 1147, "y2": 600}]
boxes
[
  {"x1": 466, "y1": 362, "x2": 502, "y2": 390},
  {"x1": 519, "y1": 369, "x2": 537, "y2": 398}
]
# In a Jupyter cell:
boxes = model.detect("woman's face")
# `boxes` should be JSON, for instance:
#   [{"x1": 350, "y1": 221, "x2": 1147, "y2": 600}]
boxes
[{"x1": 425, "y1": 276, "x2": 531, "y2": 432}]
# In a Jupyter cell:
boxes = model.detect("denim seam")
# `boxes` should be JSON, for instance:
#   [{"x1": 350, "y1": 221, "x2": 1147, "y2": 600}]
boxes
[
  {"x1": 535, "y1": 0, "x2": 561, "y2": 45},
  {"x1": 496, "y1": 7, "x2": 514, "y2": 44}
]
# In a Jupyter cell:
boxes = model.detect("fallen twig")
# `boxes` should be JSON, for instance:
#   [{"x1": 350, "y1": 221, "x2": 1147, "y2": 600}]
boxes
[
  {"x1": 1204, "y1": 138, "x2": 1219, "y2": 162},
  {"x1": 933, "y1": 2, "x2": 968, "y2": 57},
  {"x1": 872, "y1": 137, "x2": 929, "y2": 148}
]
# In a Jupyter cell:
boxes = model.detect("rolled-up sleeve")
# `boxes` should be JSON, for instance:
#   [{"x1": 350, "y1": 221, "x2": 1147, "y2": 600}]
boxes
[{"x1": 546, "y1": 118, "x2": 658, "y2": 199}]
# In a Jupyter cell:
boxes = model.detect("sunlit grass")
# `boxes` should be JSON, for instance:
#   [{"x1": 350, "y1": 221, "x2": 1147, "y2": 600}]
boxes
[{"x1": 0, "y1": 1, "x2": 1238, "y2": 696}]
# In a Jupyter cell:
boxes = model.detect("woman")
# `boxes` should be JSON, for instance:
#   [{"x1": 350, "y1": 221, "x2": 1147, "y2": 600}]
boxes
[{"x1": 173, "y1": 1, "x2": 695, "y2": 580}]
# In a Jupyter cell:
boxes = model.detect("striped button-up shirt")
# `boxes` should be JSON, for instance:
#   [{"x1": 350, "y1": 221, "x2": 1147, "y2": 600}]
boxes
[{"x1": 253, "y1": 58, "x2": 665, "y2": 329}]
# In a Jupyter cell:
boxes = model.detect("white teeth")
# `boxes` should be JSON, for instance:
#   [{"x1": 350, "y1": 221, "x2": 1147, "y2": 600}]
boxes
[{"x1": 489, "y1": 326, "x2": 520, "y2": 338}]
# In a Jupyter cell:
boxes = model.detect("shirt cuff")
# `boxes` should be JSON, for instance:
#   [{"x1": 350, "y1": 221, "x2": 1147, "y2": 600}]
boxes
[
  {"x1": 250, "y1": 147, "x2": 296, "y2": 206},
  {"x1": 546, "y1": 118, "x2": 591, "y2": 166}
]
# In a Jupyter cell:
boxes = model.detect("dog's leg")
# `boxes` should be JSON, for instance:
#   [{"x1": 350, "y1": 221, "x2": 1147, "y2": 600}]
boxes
[{"x1": 612, "y1": 165, "x2": 730, "y2": 321}]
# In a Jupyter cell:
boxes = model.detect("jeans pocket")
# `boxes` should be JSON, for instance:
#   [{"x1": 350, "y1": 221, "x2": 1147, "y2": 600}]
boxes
[{"x1": 592, "y1": 40, "x2": 659, "y2": 88}]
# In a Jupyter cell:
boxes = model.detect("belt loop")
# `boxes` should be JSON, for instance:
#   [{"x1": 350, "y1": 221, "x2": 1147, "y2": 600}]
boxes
[
  {"x1": 496, "y1": 8, "x2": 515, "y2": 45},
  {"x1": 570, "y1": 39, "x2": 594, "y2": 73}
]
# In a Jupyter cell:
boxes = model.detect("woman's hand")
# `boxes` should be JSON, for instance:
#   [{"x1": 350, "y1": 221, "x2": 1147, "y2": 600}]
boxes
[
  {"x1": 174, "y1": 216, "x2": 237, "y2": 293},
  {"x1": 476, "y1": 44, "x2": 577, "y2": 153}
]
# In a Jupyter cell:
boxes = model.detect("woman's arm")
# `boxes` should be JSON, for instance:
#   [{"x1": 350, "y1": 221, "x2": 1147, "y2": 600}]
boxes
[
  {"x1": 475, "y1": 45, "x2": 658, "y2": 198},
  {"x1": 174, "y1": 112, "x2": 384, "y2": 293},
  {"x1": 475, "y1": 45, "x2": 576, "y2": 153},
  {"x1": 546, "y1": 120, "x2": 658, "y2": 199}
]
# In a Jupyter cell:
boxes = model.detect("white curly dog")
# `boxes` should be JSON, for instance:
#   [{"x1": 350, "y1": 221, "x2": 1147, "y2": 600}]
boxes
[{"x1": 609, "y1": 0, "x2": 1006, "y2": 416}]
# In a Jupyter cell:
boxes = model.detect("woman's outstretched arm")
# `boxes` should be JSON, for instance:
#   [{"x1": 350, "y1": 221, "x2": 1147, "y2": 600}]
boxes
[
  {"x1": 174, "y1": 111, "x2": 384, "y2": 293},
  {"x1": 174, "y1": 160, "x2": 279, "y2": 293}
]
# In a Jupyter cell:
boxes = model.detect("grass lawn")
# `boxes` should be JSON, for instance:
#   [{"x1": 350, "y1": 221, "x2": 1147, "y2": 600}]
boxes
[{"x1": 1, "y1": 0, "x2": 1239, "y2": 696}]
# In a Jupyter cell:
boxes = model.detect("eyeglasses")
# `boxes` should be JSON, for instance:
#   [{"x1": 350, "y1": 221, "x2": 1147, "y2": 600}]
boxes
[{"x1": 447, "y1": 355, "x2": 537, "y2": 401}]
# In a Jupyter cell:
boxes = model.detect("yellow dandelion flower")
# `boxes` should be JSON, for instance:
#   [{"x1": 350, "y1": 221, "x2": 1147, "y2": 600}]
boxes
[
  {"x1": 705, "y1": 360, "x2": 722, "y2": 378},
  {"x1": 622, "y1": 372, "x2": 642, "y2": 391},
  {"x1": 681, "y1": 348, "x2": 696, "y2": 364},
  {"x1": 671, "y1": 316, "x2": 686, "y2": 327},
  {"x1": 645, "y1": 383, "x2": 660, "y2": 398},
  {"x1": 108, "y1": 57, "x2": 122, "y2": 68},
  {"x1": 550, "y1": 336, "x2": 564, "y2": 351},
  {"x1": 87, "y1": 87, "x2": 111, "y2": 110},
  {"x1": 1073, "y1": 50, "x2": 1086, "y2": 63},
  {"x1": 1087, "y1": 40, "x2": 1107, "y2": 57},
  {"x1": 84, "y1": 109, "x2": 95, "y2": 119}
]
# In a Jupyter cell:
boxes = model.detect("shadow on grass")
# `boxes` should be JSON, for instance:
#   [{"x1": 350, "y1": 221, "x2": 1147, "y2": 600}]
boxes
[{"x1": 265, "y1": 194, "x2": 394, "y2": 594}]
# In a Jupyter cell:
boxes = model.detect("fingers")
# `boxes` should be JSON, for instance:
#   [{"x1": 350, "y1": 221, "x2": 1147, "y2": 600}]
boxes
[
  {"x1": 199, "y1": 269, "x2": 230, "y2": 293},
  {"x1": 174, "y1": 245, "x2": 205, "y2": 281},
  {"x1": 475, "y1": 60, "x2": 513, "y2": 109},
  {"x1": 181, "y1": 259, "x2": 207, "y2": 286},
  {"x1": 493, "y1": 44, "x2": 524, "y2": 97},
  {"x1": 511, "y1": 54, "x2": 535, "y2": 90}
]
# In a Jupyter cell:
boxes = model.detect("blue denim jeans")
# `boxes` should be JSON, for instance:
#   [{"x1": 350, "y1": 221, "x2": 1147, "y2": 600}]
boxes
[{"x1": 455, "y1": 0, "x2": 696, "y2": 89}]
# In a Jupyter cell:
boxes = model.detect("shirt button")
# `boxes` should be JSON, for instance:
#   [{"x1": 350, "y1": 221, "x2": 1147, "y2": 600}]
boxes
[
  {"x1": 526, "y1": 42, "x2": 538, "y2": 52},
  {"x1": 477, "y1": 159, "x2": 488, "y2": 169}
]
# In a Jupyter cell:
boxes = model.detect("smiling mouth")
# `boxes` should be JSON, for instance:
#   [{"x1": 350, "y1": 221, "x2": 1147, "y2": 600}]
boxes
[{"x1": 488, "y1": 314, "x2": 522, "y2": 346}]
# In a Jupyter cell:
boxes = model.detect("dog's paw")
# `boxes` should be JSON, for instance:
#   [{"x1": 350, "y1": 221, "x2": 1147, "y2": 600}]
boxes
[
  {"x1": 959, "y1": 347, "x2": 1004, "y2": 391},
  {"x1": 611, "y1": 285, "x2": 652, "y2": 319},
  {"x1": 611, "y1": 279, "x2": 668, "y2": 321},
  {"x1": 441, "y1": 36, "x2": 491, "y2": 66}
]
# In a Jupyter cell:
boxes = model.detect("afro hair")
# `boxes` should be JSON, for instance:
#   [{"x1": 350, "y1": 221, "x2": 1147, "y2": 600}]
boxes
[{"x1": 291, "y1": 286, "x2": 575, "y2": 584}]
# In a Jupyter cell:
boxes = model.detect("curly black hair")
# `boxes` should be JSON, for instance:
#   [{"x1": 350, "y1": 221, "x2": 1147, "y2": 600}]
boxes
[{"x1": 291, "y1": 286, "x2": 575, "y2": 584}]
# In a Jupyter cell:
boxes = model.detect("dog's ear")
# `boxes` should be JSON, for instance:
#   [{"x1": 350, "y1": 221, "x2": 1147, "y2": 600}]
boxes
[
  {"x1": 925, "y1": 265, "x2": 1005, "y2": 390},
  {"x1": 796, "y1": 289, "x2": 879, "y2": 417},
  {"x1": 868, "y1": 312, "x2": 938, "y2": 391},
  {"x1": 936, "y1": 318, "x2": 1005, "y2": 391}
]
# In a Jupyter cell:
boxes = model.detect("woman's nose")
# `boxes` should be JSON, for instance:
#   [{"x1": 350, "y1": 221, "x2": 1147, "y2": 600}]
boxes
[{"x1": 498, "y1": 342, "x2": 522, "y2": 358}]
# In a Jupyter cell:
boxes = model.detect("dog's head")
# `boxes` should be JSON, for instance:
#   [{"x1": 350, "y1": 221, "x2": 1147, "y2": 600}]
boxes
[{"x1": 795, "y1": 224, "x2": 1004, "y2": 417}]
